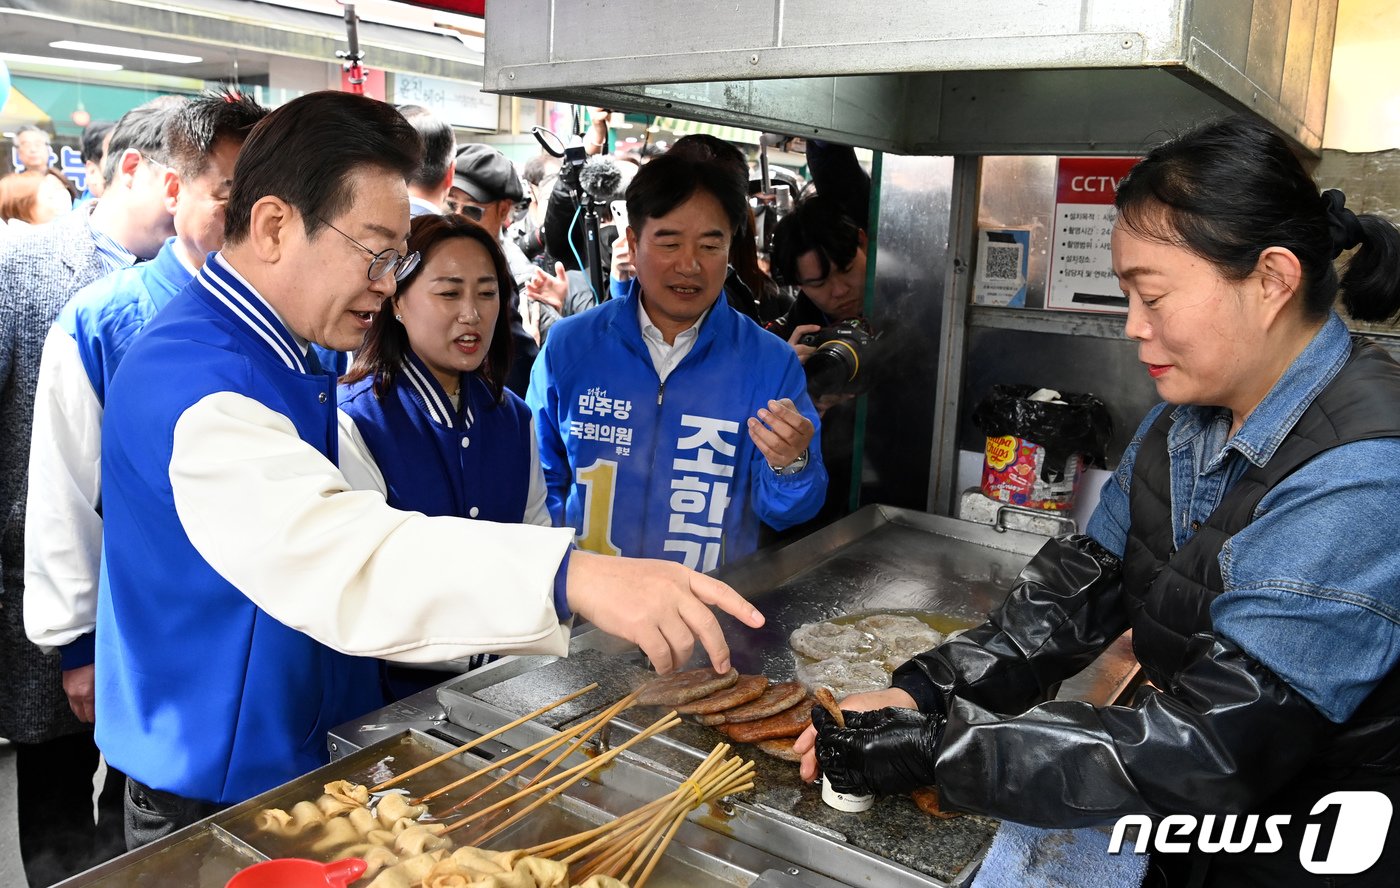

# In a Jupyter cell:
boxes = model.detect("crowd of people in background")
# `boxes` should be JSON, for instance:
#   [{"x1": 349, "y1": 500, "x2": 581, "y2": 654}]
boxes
[{"x1": 1, "y1": 93, "x2": 845, "y2": 887}]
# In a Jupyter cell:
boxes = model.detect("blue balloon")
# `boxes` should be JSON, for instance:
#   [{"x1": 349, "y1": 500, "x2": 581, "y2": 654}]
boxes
[{"x1": 0, "y1": 60, "x2": 9, "y2": 111}]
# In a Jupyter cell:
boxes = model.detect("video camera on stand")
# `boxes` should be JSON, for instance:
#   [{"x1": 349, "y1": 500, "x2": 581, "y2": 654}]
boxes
[{"x1": 531, "y1": 119, "x2": 628, "y2": 302}]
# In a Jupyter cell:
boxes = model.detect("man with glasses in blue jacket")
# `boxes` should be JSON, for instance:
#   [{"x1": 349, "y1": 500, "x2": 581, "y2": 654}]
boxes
[{"x1": 96, "y1": 91, "x2": 764, "y2": 849}]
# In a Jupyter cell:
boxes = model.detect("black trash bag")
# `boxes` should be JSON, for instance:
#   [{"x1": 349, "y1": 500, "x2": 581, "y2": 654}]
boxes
[{"x1": 972, "y1": 385, "x2": 1113, "y2": 483}]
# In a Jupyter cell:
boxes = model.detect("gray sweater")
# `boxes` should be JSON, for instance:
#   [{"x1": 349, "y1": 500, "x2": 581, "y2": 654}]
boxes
[{"x1": 0, "y1": 207, "x2": 108, "y2": 743}]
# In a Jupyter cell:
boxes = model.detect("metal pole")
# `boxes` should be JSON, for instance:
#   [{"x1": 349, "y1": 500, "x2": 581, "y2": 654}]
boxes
[
  {"x1": 337, "y1": 2, "x2": 366, "y2": 95},
  {"x1": 926, "y1": 155, "x2": 981, "y2": 515}
]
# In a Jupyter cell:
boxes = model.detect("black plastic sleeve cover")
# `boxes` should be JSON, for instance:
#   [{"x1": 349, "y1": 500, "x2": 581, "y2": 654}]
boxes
[
  {"x1": 934, "y1": 635, "x2": 1333, "y2": 826},
  {"x1": 892, "y1": 534, "x2": 1129, "y2": 719}
]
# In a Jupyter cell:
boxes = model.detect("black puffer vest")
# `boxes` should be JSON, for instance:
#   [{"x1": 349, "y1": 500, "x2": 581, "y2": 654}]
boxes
[{"x1": 1123, "y1": 338, "x2": 1400, "y2": 886}]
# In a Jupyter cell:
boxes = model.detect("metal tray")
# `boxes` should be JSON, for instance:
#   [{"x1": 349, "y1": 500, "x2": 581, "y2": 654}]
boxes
[{"x1": 59, "y1": 727, "x2": 847, "y2": 888}]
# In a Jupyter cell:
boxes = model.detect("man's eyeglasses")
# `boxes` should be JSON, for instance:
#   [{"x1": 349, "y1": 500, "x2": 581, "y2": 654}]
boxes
[{"x1": 314, "y1": 216, "x2": 421, "y2": 282}]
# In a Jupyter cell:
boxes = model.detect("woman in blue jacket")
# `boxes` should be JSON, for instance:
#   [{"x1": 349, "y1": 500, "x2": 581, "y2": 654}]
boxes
[
  {"x1": 339, "y1": 214, "x2": 552, "y2": 688},
  {"x1": 801, "y1": 117, "x2": 1400, "y2": 887},
  {"x1": 340, "y1": 213, "x2": 550, "y2": 528}
]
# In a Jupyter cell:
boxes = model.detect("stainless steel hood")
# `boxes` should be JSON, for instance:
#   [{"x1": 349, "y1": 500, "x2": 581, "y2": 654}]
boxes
[{"x1": 484, "y1": 0, "x2": 1336, "y2": 155}]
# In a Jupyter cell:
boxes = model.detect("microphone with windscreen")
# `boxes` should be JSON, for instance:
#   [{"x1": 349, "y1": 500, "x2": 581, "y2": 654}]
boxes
[{"x1": 578, "y1": 155, "x2": 627, "y2": 203}]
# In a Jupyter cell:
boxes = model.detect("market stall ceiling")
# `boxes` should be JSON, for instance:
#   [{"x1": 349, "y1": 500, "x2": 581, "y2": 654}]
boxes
[
  {"x1": 2, "y1": 15, "x2": 273, "y2": 82},
  {"x1": 482, "y1": 0, "x2": 1338, "y2": 157},
  {"x1": 0, "y1": 0, "x2": 485, "y2": 85}
]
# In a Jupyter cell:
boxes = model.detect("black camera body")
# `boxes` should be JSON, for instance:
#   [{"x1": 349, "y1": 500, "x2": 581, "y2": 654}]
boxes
[{"x1": 798, "y1": 318, "x2": 881, "y2": 397}]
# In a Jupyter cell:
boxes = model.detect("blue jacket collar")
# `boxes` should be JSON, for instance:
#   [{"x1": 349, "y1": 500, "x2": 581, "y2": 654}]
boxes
[
  {"x1": 1169, "y1": 312, "x2": 1352, "y2": 469},
  {"x1": 611, "y1": 278, "x2": 738, "y2": 364},
  {"x1": 196, "y1": 252, "x2": 314, "y2": 374},
  {"x1": 147, "y1": 239, "x2": 192, "y2": 313},
  {"x1": 399, "y1": 350, "x2": 478, "y2": 430}
]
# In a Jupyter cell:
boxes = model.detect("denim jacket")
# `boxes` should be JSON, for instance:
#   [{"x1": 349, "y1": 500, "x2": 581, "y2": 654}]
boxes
[{"x1": 1088, "y1": 312, "x2": 1400, "y2": 723}]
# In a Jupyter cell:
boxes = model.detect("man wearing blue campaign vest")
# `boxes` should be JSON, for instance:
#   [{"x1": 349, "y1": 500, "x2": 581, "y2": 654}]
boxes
[{"x1": 96, "y1": 91, "x2": 764, "y2": 849}]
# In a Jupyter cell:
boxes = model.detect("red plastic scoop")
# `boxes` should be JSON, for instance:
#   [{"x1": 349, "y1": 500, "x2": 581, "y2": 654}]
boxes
[{"x1": 226, "y1": 857, "x2": 367, "y2": 888}]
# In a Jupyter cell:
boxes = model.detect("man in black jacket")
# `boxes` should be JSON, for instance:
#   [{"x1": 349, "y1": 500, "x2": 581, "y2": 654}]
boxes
[{"x1": 767, "y1": 194, "x2": 869, "y2": 347}]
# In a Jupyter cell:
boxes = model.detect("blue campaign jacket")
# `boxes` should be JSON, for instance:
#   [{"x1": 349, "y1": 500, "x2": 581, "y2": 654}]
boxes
[
  {"x1": 50, "y1": 241, "x2": 346, "y2": 671},
  {"x1": 95, "y1": 256, "x2": 382, "y2": 804},
  {"x1": 59, "y1": 237, "x2": 188, "y2": 405},
  {"x1": 62, "y1": 239, "x2": 348, "y2": 407},
  {"x1": 338, "y1": 353, "x2": 533, "y2": 523},
  {"x1": 527, "y1": 283, "x2": 827, "y2": 571}
]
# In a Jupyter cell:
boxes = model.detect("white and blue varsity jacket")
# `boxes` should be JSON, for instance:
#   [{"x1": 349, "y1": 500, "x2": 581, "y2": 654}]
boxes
[
  {"x1": 96, "y1": 252, "x2": 574, "y2": 803},
  {"x1": 338, "y1": 353, "x2": 551, "y2": 527}
]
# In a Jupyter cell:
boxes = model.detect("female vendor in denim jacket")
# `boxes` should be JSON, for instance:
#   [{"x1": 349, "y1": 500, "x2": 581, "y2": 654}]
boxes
[
  {"x1": 339, "y1": 214, "x2": 552, "y2": 687},
  {"x1": 798, "y1": 116, "x2": 1400, "y2": 887}
]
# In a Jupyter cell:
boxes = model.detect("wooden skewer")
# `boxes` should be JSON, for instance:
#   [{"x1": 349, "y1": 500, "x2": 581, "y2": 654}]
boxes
[
  {"x1": 446, "y1": 713, "x2": 681, "y2": 841},
  {"x1": 569, "y1": 745, "x2": 740, "y2": 879},
  {"x1": 612, "y1": 770, "x2": 753, "y2": 883},
  {"x1": 416, "y1": 726, "x2": 576, "y2": 807},
  {"x1": 416, "y1": 696, "x2": 610, "y2": 806},
  {"x1": 626, "y1": 762, "x2": 753, "y2": 886},
  {"x1": 578, "y1": 830, "x2": 641, "y2": 882},
  {"x1": 460, "y1": 713, "x2": 682, "y2": 842},
  {"x1": 631, "y1": 812, "x2": 690, "y2": 888},
  {"x1": 433, "y1": 688, "x2": 641, "y2": 814},
  {"x1": 624, "y1": 804, "x2": 683, "y2": 885},
  {"x1": 369, "y1": 682, "x2": 598, "y2": 792},
  {"x1": 511, "y1": 742, "x2": 755, "y2": 884},
  {"x1": 608, "y1": 809, "x2": 673, "y2": 881},
  {"x1": 576, "y1": 750, "x2": 725, "y2": 862},
  {"x1": 510, "y1": 688, "x2": 641, "y2": 793},
  {"x1": 524, "y1": 795, "x2": 665, "y2": 858}
]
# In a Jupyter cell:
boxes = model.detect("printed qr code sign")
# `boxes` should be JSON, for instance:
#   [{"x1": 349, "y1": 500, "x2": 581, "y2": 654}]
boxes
[{"x1": 983, "y1": 243, "x2": 1022, "y2": 281}]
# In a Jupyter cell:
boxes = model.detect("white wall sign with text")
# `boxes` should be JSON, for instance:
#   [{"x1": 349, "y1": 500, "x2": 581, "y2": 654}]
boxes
[
  {"x1": 1047, "y1": 156, "x2": 1140, "y2": 313},
  {"x1": 393, "y1": 74, "x2": 500, "y2": 132}
]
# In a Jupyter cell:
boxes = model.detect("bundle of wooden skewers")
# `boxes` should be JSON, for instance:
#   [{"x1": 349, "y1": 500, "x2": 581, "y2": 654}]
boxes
[
  {"x1": 250, "y1": 683, "x2": 755, "y2": 888},
  {"x1": 520, "y1": 742, "x2": 754, "y2": 885}
]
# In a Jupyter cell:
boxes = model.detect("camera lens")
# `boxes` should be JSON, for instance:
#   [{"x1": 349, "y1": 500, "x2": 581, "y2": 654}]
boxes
[{"x1": 804, "y1": 341, "x2": 859, "y2": 395}]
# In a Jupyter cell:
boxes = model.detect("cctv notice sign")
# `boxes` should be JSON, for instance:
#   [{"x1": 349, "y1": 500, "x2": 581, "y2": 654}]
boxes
[{"x1": 1047, "y1": 157, "x2": 1140, "y2": 314}]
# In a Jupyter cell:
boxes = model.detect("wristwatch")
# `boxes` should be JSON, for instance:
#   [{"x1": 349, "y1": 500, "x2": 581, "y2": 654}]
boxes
[{"x1": 771, "y1": 448, "x2": 810, "y2": 476}]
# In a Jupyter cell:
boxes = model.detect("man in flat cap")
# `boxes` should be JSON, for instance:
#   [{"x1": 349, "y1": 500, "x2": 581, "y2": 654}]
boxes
[{"x1": 448, "y1": 142, "x2": 544, "y2": 392}]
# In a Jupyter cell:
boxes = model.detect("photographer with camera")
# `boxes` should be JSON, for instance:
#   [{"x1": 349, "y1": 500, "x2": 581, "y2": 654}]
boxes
[
  {"x1": 766, "y1": 194, "x2": 880, "y2": 533},
  {"x1": 768, "y1": 195, "x2": 878, "y2": 407}
]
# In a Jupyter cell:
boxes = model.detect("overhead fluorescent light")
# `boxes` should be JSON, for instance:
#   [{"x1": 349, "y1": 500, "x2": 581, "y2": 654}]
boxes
[
  {"x1": 50, "y1": 41, "x2": 203, "y2": 65},
  {"x1": 2, "y1": 52, "x2": 123, "y2": 72}
]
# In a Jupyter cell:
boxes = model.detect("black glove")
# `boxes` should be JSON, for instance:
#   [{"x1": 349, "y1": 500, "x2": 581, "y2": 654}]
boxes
[{"x1": 812, "y1": 705, "x2": 945, "y2": 797}]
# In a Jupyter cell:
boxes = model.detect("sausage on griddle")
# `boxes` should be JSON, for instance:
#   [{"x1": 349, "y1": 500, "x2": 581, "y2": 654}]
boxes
[
  {"x1": 755, "y1": 738, "x2": 804, "y2": 762},
  {"x1": 911, "y1": 786, "x2": 963, "y2": 820},
  {"x1": 636, "y1": 667, "x2": 739, "y2": 707},
  {"x1": 675, "y1": 675, "x2": 769, "y2": 715},
  {"x1": 813, "y1": 686, "x2": 845, "y2": 727},
  {"x1": 719, "y1": 697, "x2": 814, "y2": 743},
  {"x1": 717, "y1": 681, "x2": 805, "y2": 724}
]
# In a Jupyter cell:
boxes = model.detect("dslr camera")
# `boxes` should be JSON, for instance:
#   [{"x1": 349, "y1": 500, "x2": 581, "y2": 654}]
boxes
[{"x1": 798, "y1": 318, "x2": 882, "y2": 397}]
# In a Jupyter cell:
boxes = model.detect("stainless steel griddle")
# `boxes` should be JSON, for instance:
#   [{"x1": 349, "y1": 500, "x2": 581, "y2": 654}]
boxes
[
  {"x1": 58, "y1": 507, "x2": 1137, "y2": 887},
  {"x1": 336, "y1": 505, "x2": 1140, "y2": 886}
]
